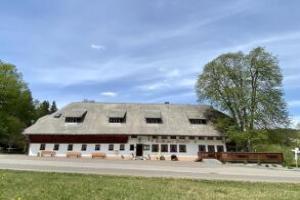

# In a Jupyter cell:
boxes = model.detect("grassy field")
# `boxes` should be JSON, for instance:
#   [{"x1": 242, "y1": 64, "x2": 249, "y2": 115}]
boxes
[{"x1": 0, "y1": 170, "x2": 299, "y2": 200}]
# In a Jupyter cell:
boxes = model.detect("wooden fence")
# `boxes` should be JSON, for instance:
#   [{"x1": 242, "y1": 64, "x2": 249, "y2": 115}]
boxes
[{"x1": 198, "y1": 152, "x2": 284, "y2": 163}]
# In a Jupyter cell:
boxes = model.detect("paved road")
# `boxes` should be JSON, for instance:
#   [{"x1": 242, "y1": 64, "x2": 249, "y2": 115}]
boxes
[{"x1": 0, "y1": 154, "x2": 299, "y2": 183}]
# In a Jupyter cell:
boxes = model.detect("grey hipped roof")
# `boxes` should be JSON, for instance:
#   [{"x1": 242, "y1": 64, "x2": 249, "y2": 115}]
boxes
[
  {"x1": 23, "y1": 102, "x2": 222, "y2": 137},
  {"x1": 144, "y1": 110, "x2": 161, "y2": 118}
]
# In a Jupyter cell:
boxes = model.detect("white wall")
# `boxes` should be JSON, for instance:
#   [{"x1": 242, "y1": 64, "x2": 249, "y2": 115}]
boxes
[{"x1": 28, "y1": 135, "x2": 226, "y2": 160}]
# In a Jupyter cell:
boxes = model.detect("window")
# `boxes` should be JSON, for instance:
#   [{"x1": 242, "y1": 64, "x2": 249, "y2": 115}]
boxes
[
  {"x1": 67, "y1": 144, "x2": 73, "y2": 151},
  {"x1": 179, "y1": 145, "x2": 186, "y2": 153},
  {"x1": 65, "y1": 117, "x2": 83, "y2": 123},
  {"x1": 189, "y1": 119, "x2": 207, "y2": 124},
  {"x1": 95, "y1": 144, "x2": 100, "y2": 151},
  {"x1": 170, "y1": 136, "x2": 176, "y2": 139},
  {"x1": 189, "y1": 136, "x2": 195, "y2": 140},
  {"x1": 120, "y1": 144, "x2": 125, "y2": 151},
  {"x1": 208, "y1": 145, "x2": 215, "y2": 152},
  {"x1": 161, "y1": 144, "x2": 168, "y2": 152},
  {"x1": 152, "y1": 136, "x2": 158, "y2": 139},
  {"x1": 130, "y1": 144, "x2": 134, "y2": 151},
  {"x1": 207, "y1": 136, "x2": 214, "y2": 140},
  {"x1": 161, "y1": 136, "x2": 168, "y2": 139},
  {"x1": 53, "y1": 144, "x2": 59, "y2": 151},
  {"x1": 143, "y1": 145, "x2": 150, "y2": 151},
  {"x1": 217, "y1": 145, "x2": 224, "y2": 152},
  {"x1": 40, "y1": 143, "x2": 46, "y2": 151},
  {"x1": 170, "y1": 144, "x2": 177, "y2": 153},
  {"x1": 198, "y1": 136, "x2": 205, "y2": 140},
  {"x1": 152, "y1": 144, "x2": 159, "y2": 152},
  {"x1": 216, "y1": 136, "x2": 223, "y2": 140},
  {"x1": 109, "y1": 117, "x2": 126, "y2": 123},
  {"x1": 108, "y1": 144, "x2": 114, "y2": 151},
  {"x1": 198, "y1": 145, "x2": 206, "y2": 152},
  {"x1": 146, "y1": 118, "x2": 162, "y2": 124},
  {"x1": 81, "y1": 144, "x2": 87, "y2": 151},
  {"x1": 179, "y1": 136, "x2": 185, "y2": 140},
  {"x1": 131, "y1": 135, "x2": 137, "y2": 139}
]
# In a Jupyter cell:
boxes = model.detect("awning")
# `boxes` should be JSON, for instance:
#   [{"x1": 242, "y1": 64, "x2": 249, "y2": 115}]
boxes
[
  {"x1": 108, "y1": 110, "x2": 127, "y2": 118},
  {"x1": 144, "y1": 110, "x2": 161, "y2": 118},
  {"x1": 64, "y1": 109, "x2": 87, "y2": 118}
]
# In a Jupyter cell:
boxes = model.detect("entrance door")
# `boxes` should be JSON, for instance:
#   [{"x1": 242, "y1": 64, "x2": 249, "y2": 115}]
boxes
[{"x1": 136, "y1": 144, "x2": 143, "y2": 156}]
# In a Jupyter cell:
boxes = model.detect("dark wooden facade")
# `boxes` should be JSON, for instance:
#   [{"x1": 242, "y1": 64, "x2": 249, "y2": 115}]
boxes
[
  {"x1": 28, "y1": 135, "x2": 129, "y2": 143},
  {"x1": 198, "y1": 152, "x2": 284, "y2": 163}
]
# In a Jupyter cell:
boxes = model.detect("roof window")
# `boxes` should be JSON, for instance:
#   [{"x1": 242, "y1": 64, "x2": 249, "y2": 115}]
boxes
[{"x1": 108, "y1": 110, "x2": 126, "y2": 123}]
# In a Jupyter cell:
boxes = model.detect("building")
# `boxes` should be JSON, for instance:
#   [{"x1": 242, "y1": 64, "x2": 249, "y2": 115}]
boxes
[{"x1": 24, "y1": 102, "x2": 226, "y2": 161}]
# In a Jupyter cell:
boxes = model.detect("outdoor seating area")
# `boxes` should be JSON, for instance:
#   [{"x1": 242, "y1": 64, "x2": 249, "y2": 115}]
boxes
[
  {"x1": 38, "y1": 150, "x2": 56, "y2": 157},
  {"x1": 198, "y1": 152, "x2": 284, "y2": 164},
  {"x1": 91, "y1": 152, "x2": 106, "y2": 159},
  {"x1": 66, "y1": 151, "x2": 81, "y2": 158}
]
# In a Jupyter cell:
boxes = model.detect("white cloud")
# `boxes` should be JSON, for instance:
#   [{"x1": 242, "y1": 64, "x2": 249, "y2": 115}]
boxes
[
  {"x1": 91, "y1": 44, "x2": 106, "y2": 50},
  {"x1": 138, "y1": 82, "x2": 170, "y2": 91},
  {"x1": 290, "y1": 116, "x2": 300, "y2": 129},
  {"x1": 288, "y1": 100, "x2": 300, "y2": 107},
  {"x1": 100, "y1": 92, "x2": 118, "y2": 97},
  {"x1": 224, "y1": 31, "x2": 300, "y2": 52}
]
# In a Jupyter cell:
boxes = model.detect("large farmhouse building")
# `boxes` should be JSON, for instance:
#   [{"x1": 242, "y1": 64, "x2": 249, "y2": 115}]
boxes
[{"x1": 24, "y1": 102, "x2": 226, "y2": 161}]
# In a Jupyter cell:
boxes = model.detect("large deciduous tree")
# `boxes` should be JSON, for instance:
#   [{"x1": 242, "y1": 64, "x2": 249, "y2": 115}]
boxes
[
  {"x1": 196, "y1": 47, "x2": 288, "y2": 132},
  {"x1": 0, "y1": 61, "x2": 35, "y2": 150}
]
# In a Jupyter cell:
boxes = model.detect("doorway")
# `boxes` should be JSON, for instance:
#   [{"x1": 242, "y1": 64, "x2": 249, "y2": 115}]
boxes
[{"x1": 136, "y1": 144, "x2": 143, "y2": 156}]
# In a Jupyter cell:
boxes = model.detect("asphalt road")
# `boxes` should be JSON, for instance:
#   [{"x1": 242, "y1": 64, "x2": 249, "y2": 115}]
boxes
[{"x1": 0, "y1": 154, "x2": 299, "y2": 183}]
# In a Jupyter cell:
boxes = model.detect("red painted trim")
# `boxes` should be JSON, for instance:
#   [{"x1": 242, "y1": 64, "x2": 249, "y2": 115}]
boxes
[{"x1": 28, "y1": 135, "x2": 128, "y2": 143}]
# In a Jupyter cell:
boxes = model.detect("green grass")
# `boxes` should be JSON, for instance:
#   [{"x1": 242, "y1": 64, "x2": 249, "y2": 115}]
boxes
[{"x1": 0, "y1": 170, "x2": 299, "y2": 200}]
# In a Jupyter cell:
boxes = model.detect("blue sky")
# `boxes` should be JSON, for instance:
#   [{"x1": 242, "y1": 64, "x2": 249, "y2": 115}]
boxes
[{"x1": 1, "y1": 0, "x2": 300, "y2": 126}]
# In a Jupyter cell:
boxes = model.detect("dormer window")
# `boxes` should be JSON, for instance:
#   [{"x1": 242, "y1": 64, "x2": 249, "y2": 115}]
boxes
[
  {"x1": 65, "y1": 117, "x2": 83, "y2": 123},
  {"x1": 186, "y1": 112, "x2": 207, "y2": 125},
  {"x1": 146, "y1": 118, "x2": 162, "y2": 124},
  {"x1": 144, "y1": 110, "x2": 162, "y2": 124},
  {"x1": 53, "y1": 113, "x2": 62, "y2": 118},
  {"x1": 108, "y1": 110, "x2": 126, "y2": 123},
  {"x1": 189, "y1": 119, "x2": 207, "y2": 125},
  {"x1": 64, "y1": 109, "x2": 87, "y2": 123}
]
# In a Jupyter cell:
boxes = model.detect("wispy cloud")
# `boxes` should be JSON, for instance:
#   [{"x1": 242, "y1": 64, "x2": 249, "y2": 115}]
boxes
[
  {"x1": 90, "y1": 44, "x2": 106, "y2": 50},
  {"x1": 288, "y1": 100, "x2": 300, "y2": 107},
  {"x1": 100, "y1": 91, "x2": 118, "y2": 97},
  {"x1": 290, "y1": 115, "x2": 300, "y2": 128}
]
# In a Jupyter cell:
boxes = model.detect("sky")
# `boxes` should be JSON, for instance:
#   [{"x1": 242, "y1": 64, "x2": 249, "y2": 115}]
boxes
[{"x1": 0, "y1": 0, "x2": 300, "y2": 126}]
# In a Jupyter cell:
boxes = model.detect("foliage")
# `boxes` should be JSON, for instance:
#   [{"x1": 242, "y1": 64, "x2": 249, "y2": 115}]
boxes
[
  {"x1": 0, "y1": 61, "x2": 35, "y2": 150},
  {"x1": 0, "y1": 60, "x2": 56, "y2": 151},
  {"x1": 196, "y1": 47, "x2": 289, "y2": 131},
  {"x1": 50, "y1": 101, "x2": 57, "y2": 113},
  {"x1": 1, "y1": 170, "x2": 300, "y2": 200}
]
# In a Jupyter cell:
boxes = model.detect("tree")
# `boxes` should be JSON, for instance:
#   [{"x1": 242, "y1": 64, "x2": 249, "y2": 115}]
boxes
[
  {"x1": 35, "y1": 100, "x2": 50, "y2": 119},
  {"x1": 50, "y1": 101, "x2": 58, "y2": 113},
  {"x1": 196, "y1": 47, "x2": 288, "y2": 131},
  {"x1": 0, "y1": 61, "x2": 35, "y2": 150},
  {"x1": 196, "y1": 47, "x2": 289, "y2": 150}
]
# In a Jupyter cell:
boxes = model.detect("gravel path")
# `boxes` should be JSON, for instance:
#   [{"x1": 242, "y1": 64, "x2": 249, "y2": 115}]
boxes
[{"x1": 0, "y1": 154, "x2": 299, "y2": 183}]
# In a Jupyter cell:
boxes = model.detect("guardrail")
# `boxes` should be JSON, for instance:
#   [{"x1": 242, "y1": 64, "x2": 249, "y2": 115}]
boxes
[{"x1": 198, "y1": 152, "x2": 284, "y2": 163}]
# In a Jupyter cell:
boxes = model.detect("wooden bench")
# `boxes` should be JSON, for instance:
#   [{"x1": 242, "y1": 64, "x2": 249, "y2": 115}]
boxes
[
  {"x1": 66, "y1": 151, "x2": 81, "y2": 158},
  {"x1": 39, "y1": 150, "x2": 56, "y2": 157},
  {"x1": 91, "y1": 152, "x2": 106, "y2": 159}
]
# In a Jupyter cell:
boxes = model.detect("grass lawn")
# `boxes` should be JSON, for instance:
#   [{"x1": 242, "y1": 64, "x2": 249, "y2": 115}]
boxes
[{"x1": 0, "y1": 170, "x2": 299, "y2": 200}]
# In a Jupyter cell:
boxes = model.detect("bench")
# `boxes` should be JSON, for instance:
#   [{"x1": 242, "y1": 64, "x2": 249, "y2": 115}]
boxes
[
  {"x1": 39, "y1": 150, "x2": 56, "y2": 157},
  {"x1": 66, "y1": 151, "x2": 81, "y2": 158},
  {"x1": 91, "y1": 152, "x2": 106, "y2": 159}
]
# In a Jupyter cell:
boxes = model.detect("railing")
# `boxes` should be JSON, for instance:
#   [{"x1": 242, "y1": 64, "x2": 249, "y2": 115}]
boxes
[{"x1": 198, "y1": 152, "x2": 284, "y2": 163}]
